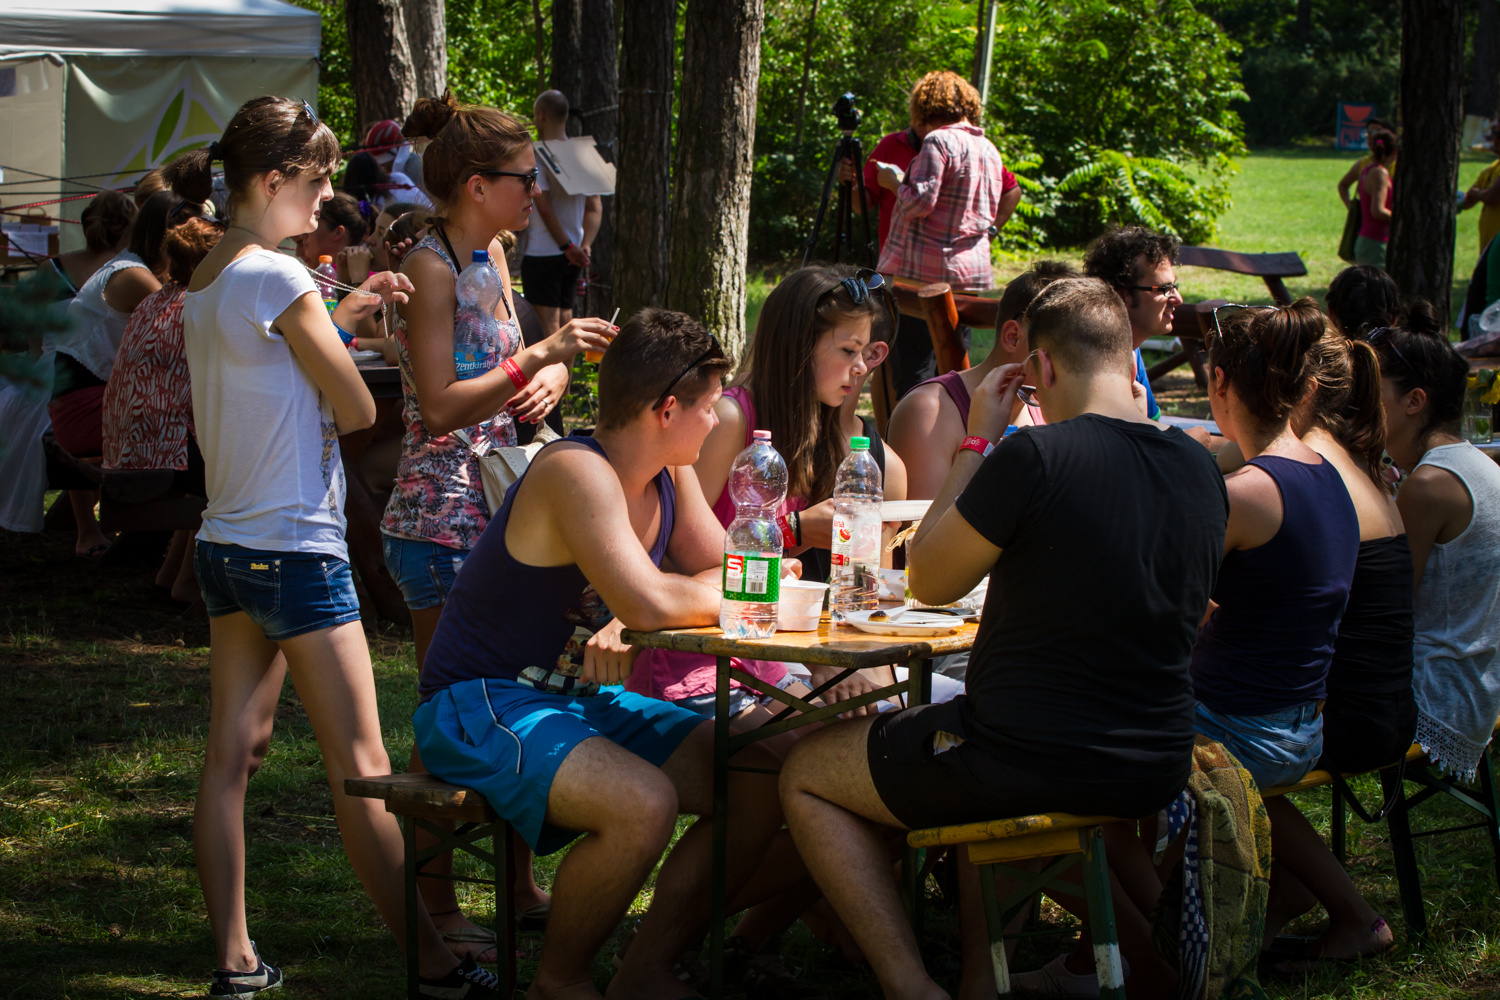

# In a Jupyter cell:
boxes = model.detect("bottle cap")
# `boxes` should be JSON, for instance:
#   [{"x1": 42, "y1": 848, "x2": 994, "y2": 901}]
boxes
[
  {"x1": 850, "y1": 436, "x2": 870, "y2": 450},
  {"x1": 472, "y1": 250, "x2": 489, "y2": 263},
  {"x1": 318, "y1": 255, "x2": 332, "y2": 263},
  {"x1": 752, "y1": 429, "x2": 772, "y2": 440}
]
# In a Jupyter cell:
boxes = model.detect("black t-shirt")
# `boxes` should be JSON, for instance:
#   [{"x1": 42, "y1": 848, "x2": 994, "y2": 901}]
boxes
[{"x1": 952, "y1": 414, "x2": 1229, "y2": 781}]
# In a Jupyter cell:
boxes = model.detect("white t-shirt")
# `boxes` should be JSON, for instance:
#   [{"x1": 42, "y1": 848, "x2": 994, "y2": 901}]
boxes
[
  {"x1": 57, "y1": 250, "x2": 149, "y2": 380},
  {"x1": 525, "y1": 147, "x2": 586, "y2": 257},
  {"x1": 379, "y1": 170, "x2": 433, "y2": 212},
  {"x1": 183, "y1": 250, "x2": 349, "y2": 560}
]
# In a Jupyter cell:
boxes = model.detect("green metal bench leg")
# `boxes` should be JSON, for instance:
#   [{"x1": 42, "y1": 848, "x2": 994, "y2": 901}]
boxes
[
  {"x1": 1080, "y1": 828, "x2": 1126, "y2": 1000},
  {"x1": 1478, "y1": 747, "x2": 1500, "y2": 891},
  {"x1": 978, "y1": 862, "x2": 1012, "y2": 996},
  {"x1": 1381, "y1": 765, "x2": 1426, "y2": 940},
  {"x1": 405, "y1": 815, "x2": 421, "y2": 1000}
]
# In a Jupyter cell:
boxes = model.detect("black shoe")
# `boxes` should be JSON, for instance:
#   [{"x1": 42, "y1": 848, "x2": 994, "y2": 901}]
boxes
[
  {"x1": 208, "y1": 942, "x2": 283, "y2": 997},
  {"x1": 420, "y1": 954, "x2": 500, "y2": 999}
]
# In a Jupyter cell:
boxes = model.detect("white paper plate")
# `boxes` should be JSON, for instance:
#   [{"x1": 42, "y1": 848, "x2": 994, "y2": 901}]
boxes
[
  {"x1": 350, "y1": 349, "x2": 384, "y2": 362},
  {"x1": 840, "y1": 609, "x2": 963, "y2": 637},
  {"x1": 880, "y1": 500, "x2": 931, "y2": 522}
]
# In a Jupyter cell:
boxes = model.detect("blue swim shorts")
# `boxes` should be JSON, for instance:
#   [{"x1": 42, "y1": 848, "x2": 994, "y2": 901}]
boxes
[
  {"x1": 1194, "y1": 700, "x2": 1324, "y2": 790},
  {"x1": 413, "y1": 677, "x2": 706, "y2": 855},
  {"x1": 194, "y1": 540, "x2": 362, "y2": 641}
]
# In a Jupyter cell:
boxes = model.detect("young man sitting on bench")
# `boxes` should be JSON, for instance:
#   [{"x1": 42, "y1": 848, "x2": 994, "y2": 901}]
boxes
[
  {"x1": 414, "y1": 309, "x2": 786, "y2": 1000},
  {"x1": 779, "y1": 278, "x2": 1230, "y2": 1000}
]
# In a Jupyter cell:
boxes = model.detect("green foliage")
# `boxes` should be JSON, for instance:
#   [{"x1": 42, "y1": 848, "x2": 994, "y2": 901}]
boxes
[
  {"x1": 1054, "y1": 151, "x2": 1232, "y2": 246},
  {"x1": 285, "y1": 0, "x2": 357, "y2": 144},
  {"x1": 0, "y1": 268, "x2": 71, "y2": 393}
]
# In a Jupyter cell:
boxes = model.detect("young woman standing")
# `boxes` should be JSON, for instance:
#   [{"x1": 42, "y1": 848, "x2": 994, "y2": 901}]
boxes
[
  {"x1": 167, "y1": 95, "x2": 496, "y2": 998},
  {"x1": 382, "y1": 92, "x2": 613, "y2": 949}
]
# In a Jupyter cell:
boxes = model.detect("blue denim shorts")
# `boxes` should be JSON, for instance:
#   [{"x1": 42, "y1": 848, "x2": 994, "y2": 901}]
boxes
[
  {"x1": 194, "y1": 540, "x2": 362, "y2": 641},
  {"x1": 413, "y1": 677, "x2": 706, "y2": 856},
  {"x1": 1194, "y1": 700, "x2": 1324, "y2": 790},
  {"x1": 381, "y1": 534, "x2": 468, "y2": 611}
]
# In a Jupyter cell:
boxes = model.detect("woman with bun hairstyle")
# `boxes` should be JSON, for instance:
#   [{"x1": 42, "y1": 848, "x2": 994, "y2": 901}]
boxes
[
  {"x1": 1260, "y1": 327, "x2": 1411, "y2": 966},
  {"x1": 167, "y1": 96, "x2": 497, "y2": 998},
  {"x1": 1373, "y1": 302, "x2": 1500, "y2": 784},
  {"x1": 382, "y1": 91, "x2": 613, "y2": 946},
  {"x1": 1190, "y1": 300, "x2": 1360, "y2": 791}
]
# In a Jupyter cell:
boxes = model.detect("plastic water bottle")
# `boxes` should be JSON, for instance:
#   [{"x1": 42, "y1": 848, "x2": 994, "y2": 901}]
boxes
[
  {"x1": 829, "y1": 436, "x2": 883, "y2": 623},
  {"x1": 454, "y1": 250, "x2": 501, "y2": 380},
  {"x1": 314, "y1": 255, "x2": 338, "y2": 315},
  {"x1": 720, "y1": 430, "x2": 788, "y2": 639}
]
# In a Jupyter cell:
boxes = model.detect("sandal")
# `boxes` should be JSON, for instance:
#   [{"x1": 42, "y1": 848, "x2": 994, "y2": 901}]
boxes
[{"x1": 1272, "y1": 917, "x2": 1395, "y2": 975}]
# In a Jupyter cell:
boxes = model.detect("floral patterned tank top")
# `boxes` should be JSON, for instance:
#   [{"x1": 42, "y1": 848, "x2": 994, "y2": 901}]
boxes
[{"x1": 380, "y1": 233, "x2": 522, "y2": 550}]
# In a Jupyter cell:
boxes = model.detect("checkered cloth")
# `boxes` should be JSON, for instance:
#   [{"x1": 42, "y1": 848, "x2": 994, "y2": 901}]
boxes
[{"x1": 877, "y1": 122, "x2": 1006, "y2": 291}]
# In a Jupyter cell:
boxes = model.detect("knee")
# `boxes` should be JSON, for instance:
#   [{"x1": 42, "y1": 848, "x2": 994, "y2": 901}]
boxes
[
  {"x1": 610, "y1": 770, "x2": 680, "y2": 853},
  {"x1": 778, "y1": 734, "x2": 819, "y2": 802}
]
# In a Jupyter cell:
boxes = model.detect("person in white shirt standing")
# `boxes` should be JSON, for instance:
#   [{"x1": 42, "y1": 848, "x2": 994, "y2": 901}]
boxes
[{"x1": 522, "y1": 89, "x2": 602, "y2": 336}]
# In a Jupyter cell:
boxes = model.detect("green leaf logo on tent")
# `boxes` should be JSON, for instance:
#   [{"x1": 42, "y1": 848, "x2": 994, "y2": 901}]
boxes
[{"x1": 105, "y1": 82, "x2": 226, "y2": 189}]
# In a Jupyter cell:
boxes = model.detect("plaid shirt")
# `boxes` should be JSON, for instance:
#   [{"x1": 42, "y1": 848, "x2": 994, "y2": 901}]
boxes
[{"x1": 877, "y1": 123, "x2": 1005, "y2": 291}]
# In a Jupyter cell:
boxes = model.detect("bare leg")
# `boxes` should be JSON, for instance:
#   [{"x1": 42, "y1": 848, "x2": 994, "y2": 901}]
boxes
[
  {"x1": 780, "y1": 717, "x2": 947, "y2": 1000},
  {"x1": 69, "y1": 490, "x2": 108, "y2": 555},
  {"x1": 171, "y1": 534, "x2": 200, "y2": 604},
  {"x1": 1264, "y1": 798, "x2": 1391, "y2": 963},
  {"x1": 609, "y1": 724, "x2": 785, "y2": 1000},
  {"x1": 156, "y1": 529, "x2": 189, "y2": 589},
  {"x1": 533, "y1": 304, "x2": 562, "y2": 338},
  {"x1": 276, "y1": 621, "x2": 459, "y2": 978}
]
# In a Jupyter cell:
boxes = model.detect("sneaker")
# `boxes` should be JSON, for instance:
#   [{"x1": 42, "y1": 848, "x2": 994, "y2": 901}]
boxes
[
  {"x1": 208, "y1": 942, "x2": 283, "y2": 997},
  {"x1": 419, "y1": 954, "x2": 500, "y2": 999},
  {"x1": 1009, "y1": 954, "x2": 1129, "y2": 998}
]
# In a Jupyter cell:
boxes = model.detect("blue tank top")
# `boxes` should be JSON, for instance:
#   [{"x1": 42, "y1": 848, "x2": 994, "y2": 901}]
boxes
[
  {"x1": 419, "y1": 434, "x2": 677, "y2": 700},
  {"x1": 1190, "y1": 454, "x2": 1359, "y2": 715}
]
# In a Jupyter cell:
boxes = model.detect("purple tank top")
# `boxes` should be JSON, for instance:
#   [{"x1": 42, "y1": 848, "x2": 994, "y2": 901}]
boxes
[
  {"x1": 419, "y1": 434, "x2": 676, "y2": 700},
  {"x1": 916, "y1": 370, "x2": 972, "y2": 427}
]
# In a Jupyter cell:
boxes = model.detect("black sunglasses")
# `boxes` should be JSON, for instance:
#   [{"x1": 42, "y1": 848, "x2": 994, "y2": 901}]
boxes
[
  {"x1": 1366, "y1": 326, "x2": 1417, "y2": 375},
  {"x1": 838, "y1": 268, "x2": 900, "y2": 351},
  {"x1": 654, "y1": 336, "x2": 724, "y2": 410},
  {"x1": 1129, "y1": 281, "x2": 1180, "y2": 296},
  {"x1": 478, "y1": 167, "x2": 540, "y2": 194},
  {"x1": 1207, "y1": 303, "x2": 1280, "y2": 349},
  {"x1": 300, "y1": 99, "x2": 320, "y2": 127}
]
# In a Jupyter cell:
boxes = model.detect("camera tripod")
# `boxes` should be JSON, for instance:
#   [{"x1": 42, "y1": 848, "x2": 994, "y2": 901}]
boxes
[{"x1": 802, "y1": 128, "x2": 877, "y2": 268}]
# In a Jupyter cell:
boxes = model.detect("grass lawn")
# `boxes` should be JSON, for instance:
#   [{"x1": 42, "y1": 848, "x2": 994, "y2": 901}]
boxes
[{"x1": 5, "y1": 524, "x2": 1500, "y2": 999}]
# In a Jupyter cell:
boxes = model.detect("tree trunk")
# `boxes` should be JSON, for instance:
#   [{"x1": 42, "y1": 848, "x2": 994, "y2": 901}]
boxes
[
  {"x1": 666, "y1": 0, "x2": 764, "y2": 357},
  {"x1": 1472, "y1": 0, "x2": 1500, "y2": 119},
  {"x1": 580, "y1": 0, "x2": 618, "y2": 318},
  {"x1": 550, "y1": 0, "x2": 584, "y2": 133},
  {"x1": 346, "y1": 0, "x2": 417, "y2": 134},
  {"x1": 615, "y1": 0, "x2": 676, "y2": 318},
  {"x1": 1388, "y1": 0, "x2": 1464, "y2": 326},
  {"x1": 402, "y1": 0, "x2": 446, "y2": 100}
]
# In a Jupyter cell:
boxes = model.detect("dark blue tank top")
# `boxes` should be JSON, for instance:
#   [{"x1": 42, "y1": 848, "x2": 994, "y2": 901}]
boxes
[
  {"x1": 419, "y1": 434, "x2": 677, "y2": 700},
  {"x1": 1190, "y1": 454, "x2": 1359, "y2": 715}
]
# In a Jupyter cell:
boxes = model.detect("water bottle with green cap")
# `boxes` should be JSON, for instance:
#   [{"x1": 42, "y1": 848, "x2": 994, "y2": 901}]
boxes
[{"x1": 829, "y1": 435, "x2": 883, "y2": 622}]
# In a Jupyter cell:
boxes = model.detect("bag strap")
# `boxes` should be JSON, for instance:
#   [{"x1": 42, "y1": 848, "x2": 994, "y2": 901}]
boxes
[{"x1": 1331, "y1": 755, "x2": 1408, "y2": 824}]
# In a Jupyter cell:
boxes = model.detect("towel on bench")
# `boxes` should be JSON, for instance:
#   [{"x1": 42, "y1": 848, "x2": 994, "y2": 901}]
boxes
[{"x1": 1153, "y1": 735, "x2": 1271, "y2": 1000}]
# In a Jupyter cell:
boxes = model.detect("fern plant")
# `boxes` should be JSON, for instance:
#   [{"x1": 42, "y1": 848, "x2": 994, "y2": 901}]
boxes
[{"x1": 1055, "y1": 149, "x2": 1234, "y2": 246}]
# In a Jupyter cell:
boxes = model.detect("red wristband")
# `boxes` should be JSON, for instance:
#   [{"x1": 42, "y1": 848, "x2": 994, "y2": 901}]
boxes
[
  {"x1": 501, "y1": 357, "x2": 528, "y2": 390},
  {"x1": 959, "y1": 435, "x2": 990, "y2": 457},
  {"x1": 777, "y1": 514, "x2": 797, "y2": 549}
]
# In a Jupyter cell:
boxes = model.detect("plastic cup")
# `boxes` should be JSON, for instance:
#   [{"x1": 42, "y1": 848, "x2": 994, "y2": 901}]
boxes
[{"x1": 777, "y1": 579, "x2": 829, "y2": 632}]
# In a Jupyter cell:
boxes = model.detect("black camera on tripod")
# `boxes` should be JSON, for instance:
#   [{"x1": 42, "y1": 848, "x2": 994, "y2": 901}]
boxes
[{"x1": 832, "y1": 92, "x2": 861, "y2": 132}]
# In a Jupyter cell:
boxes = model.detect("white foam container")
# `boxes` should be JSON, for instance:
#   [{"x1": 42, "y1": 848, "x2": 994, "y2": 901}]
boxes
[{"x1": 777, "y1": 579, "x2": 828, "y2": 631}]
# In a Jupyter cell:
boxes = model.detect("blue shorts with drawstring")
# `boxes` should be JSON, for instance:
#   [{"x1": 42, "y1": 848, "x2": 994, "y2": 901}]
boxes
[{"x1": 413, "y1": 677, "x2": 705, "y2": 855}]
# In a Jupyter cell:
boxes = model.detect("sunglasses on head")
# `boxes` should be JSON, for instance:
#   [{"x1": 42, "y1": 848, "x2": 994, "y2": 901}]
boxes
[
  {"x1": 1366, "y1": 326, "x2": 1417, "y2": 375},
  {"x1": 837, "y1": 268, "x2": 900, "y2": 352},
  {"x1": 654, "y1": 335, "x2": 725, "y2": 411},
  {"x1": 1208, "y1": 303, "x2": 1278, "y2": 349}
]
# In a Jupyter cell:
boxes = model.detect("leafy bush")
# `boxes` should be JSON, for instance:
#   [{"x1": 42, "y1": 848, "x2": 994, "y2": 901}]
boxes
[{"x1": 1236, "y1": 47, "x2": 1399, "y2": 147}]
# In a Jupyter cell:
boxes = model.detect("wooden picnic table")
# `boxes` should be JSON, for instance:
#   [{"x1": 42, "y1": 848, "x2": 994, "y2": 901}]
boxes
[{"x1": 620, "y1": 615, "x2": 979, "y2": 999}]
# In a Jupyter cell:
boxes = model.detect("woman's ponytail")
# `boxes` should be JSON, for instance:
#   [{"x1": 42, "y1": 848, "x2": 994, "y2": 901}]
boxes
[
  {"x1": 163, "y1": 146, "x2": 215, "y2": 205},
  {"x1": 1343, "y1": 339, "x2": 1389, "y2": 490}
]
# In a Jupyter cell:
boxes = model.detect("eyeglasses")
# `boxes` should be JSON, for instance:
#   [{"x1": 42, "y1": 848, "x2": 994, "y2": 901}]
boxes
[
  {"x1": 300, "y1": 99, "x2": 320, "y2": 127},
  {"x1": 1366, "y1": 326, "x2": 1417, "y2": 375},
  {"x1": 654, "y1": 335, "x2": 724, "y2": 410},
  {"x1": 1128, "y1": 281, "x2": 1180, "y2": 297},
  {"x1": 478, "y1": 167, "x2": 540, "y2": 194}
]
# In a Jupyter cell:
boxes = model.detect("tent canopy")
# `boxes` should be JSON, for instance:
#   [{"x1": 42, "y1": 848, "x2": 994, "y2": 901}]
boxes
[{"x1": 0, "y1": 0, "x2": 320, "y2": 60}]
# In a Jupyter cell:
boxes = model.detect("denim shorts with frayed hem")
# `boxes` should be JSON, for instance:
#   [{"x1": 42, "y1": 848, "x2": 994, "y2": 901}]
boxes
[
  {"x1": 381, "y1": 533, "x2": 468, "y2": 611},
  {"x1": 1193, "y1": 699, "x2": 1324, "y2": 790},
  {"x1": 194, "y1": 540, "x2": 362, "y2": 641}
]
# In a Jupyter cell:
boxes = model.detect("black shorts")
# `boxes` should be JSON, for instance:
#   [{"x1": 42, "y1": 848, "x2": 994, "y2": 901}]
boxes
[
  {"x1": 1317, "y1": 687, "x2": 1417, "y2": 774},
  {"x1": 520, "y1": 254, "x2": 581, "y2": 309},
  {"x1": 866, "y1": 699, "x2": 1188, "y2": 829}
]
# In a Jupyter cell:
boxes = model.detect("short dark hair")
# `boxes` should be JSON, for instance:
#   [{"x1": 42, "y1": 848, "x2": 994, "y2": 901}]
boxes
[
  {"x1": 996, "y1": 259, "x2": 1081, "y2": 326},
  {"x1": 1370, "y1": 299, "x2": 1470, "y2": 444},
  {"x1": 597, "y1": 308, "x2": 732, "y2": 430},
  {"x1": 1082, "y1": 225, "x2": 1180, "y2": 293},
  {"x1": 1025, "y1": 277, "x2": 1133, "y2": 372},
  {"x1": 1325, "y1": 264, "x2": 1399, "y2": 339}
]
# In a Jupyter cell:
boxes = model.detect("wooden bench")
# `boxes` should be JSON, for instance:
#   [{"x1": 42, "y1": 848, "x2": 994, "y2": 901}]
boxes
[
  {"x1": 42, "y1": 430, "x2": 205, "y2": 533},
  {"x1": 344, "y1": 773, "x2": 518, "y2": 1000}
]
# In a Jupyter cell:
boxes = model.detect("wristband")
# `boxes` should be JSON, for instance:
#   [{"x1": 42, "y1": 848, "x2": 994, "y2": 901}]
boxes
[
  {"x1": 561, "y1": 239, "x2": 574, "y2": 252},
  {"x1": 501, "y1": 357, "x2": 529, "y2": 390},
  {"x1": 333, "y1": 323, "x2": 354, "y2": 347},
  {"x1": 959, "y1": 435, "x2": 991, "y2": 457},
  {"x1": 777, "y1": 514, "x2": 797, "y2": 549}
]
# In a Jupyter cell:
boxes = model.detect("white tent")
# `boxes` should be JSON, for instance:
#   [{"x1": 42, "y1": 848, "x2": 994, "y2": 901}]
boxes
[{"x1": 0, "y1": 0, "x2": 319, "y2": 251}]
